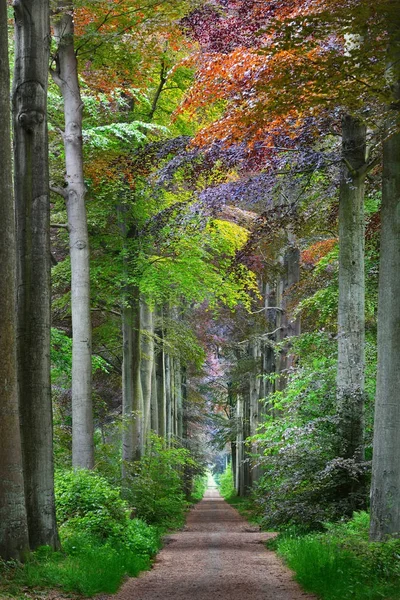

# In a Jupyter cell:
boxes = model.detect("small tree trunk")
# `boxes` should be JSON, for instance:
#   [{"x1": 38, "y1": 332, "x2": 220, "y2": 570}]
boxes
[
  {"x1": 370, "y1": 9, "x2": 400, "y2": 538},
  {"x1": 151, "y1": 358, "x2": 159, "y2": 434},
  {"x1": 140, "y1": 298, "x2": 154, "y2": 445},
  {"x1": 121, "y1": 304, "x2": 134, "y2": 477},
  {"x1": 0, "y1": 0, "x2": 29, "y2": 558},
  {"x1": 157, "y1": 340, "x2": 167, "y2": 439},
  {"x1": 175, "y1": 359, "x2": 183, "y2": 440},
  {"x1": 336, "y1": 115, "x2": 366, "y2": 464},
  {"x1": 235, "y1": 396, "x2": 245, "y2": 496},
  {"x1": 52, "y1": 3, "x2": 93, "y2": 469},
  {"x1": 123, "y1": 287, "x2": 143, "y2": 464},
  {"x1": 165, "y1": 353, "x2": 172, "y2": 444},
  {"x1": 13, "y1": 0, "x2": 59, "y2": 550}
]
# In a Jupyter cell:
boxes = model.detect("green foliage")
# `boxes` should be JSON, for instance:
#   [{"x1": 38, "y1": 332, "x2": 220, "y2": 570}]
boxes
[
  {"x1": 252, "y1": 332, "x2": 375, "y2": 530},
  {"x1": 55, "y1": 469, "x2": 128, "y2": 539},
  {"x1": 19, "y1": 541, "x2": 151, "y2": 596},
  {"x1": 51, "y1": 328, "x2": 108, "y2": 386},
  {"x1": 191, "y1": 475, "x2": 207, "y2": 502},
  {"x1": 3, "y1": 469, "x2": 161, "y2": 597},
  {"x1": 124, "y1": 435, "x2": 200, "y2": 529},
  {"x1": 276, "y1": 512, "x2": 400, "y2": 600},
  {"x1": 218, "y1": 466, "x2": 235, "y2": 499}
]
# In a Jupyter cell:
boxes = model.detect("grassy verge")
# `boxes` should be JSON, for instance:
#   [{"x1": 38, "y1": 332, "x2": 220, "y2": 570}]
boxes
[
  {"x1": 0, "y1": 467, "x2": 206, "y2": 599},
  {"x1": 274, "y1": 512, "x2": 400, "y2": 600}
]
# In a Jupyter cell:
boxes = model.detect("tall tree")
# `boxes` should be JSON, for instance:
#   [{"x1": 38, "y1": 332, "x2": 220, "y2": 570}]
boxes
[
  {"x1": 13, "y1": 0, "x2": 59, "y2": 549},
  {"x1": 370, "y1": 0, "x2": 400, "y2": 540},
  {"x1": 336, "y1": 115, "x2": 366, "y2": 467},
  {"x1": 52, "y1": 1, "x2": 94, "y2": 469},
  {"x1": 0, "y1": 0, "x2": 29, "y2": 560}
]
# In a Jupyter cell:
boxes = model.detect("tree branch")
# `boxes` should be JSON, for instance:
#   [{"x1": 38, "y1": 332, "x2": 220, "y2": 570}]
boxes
[
  {"x1": 50, "y1": 185, "x2": 67, "y2": 199},
  {"x1": 51, "y1": 223, "x2": 69, "y2": 230}
]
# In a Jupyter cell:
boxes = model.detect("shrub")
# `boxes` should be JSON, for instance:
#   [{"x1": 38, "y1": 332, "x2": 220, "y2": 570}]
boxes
[
  {"x1": 125, "y1": 435, "x2": 197, "y2": 529},
  {"x1": 218, "y1": 466, "x2": 235, "y2": 499},
  {"x1": 55, "y1": 469, "x2": 128, "y2": 539},
  {"x1": 191, "y1": 474, "x2": 207, "y2": 502}
]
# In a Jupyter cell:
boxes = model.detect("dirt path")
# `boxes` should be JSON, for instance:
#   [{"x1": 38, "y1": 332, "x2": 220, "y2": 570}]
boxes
[{"x1": 107, "y1": 487, "x2": 315, "y2": 600}]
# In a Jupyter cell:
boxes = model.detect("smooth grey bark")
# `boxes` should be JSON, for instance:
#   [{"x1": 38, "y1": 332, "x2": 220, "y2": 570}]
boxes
[
  {"x1": 52, "y1": 3, "x2": 93, "y2": 469},
  {"x1": 156, "y1": 320, "x2": 167, "y2": 438},
  {"x1": 170, "y1": 356, "x2": 176, "y2": 436},
  {"x1": 336, "y1": 115, "x2": 366, "y2": 463},
  {"x1": 121, "y1": 305, "x2": 134, "y2": 476},
  {"x1": 275, "y1": 245, "x2": 300, "y2": 393},
  {"x1": 140, "y1": 298, "x2": 154, "y2": 445},
  {"x1": 122, "y1": 287, "x2": 143, "y2": 465},
  {"x1": 175, "y1": 359, "x2": 183, "y2": 440},
  {"x1": 370, "y1": 9, "x2": 400, "y2": 539},
  {"x1": 13, "y1": 0, "x2": 59, "y2": 551},
  {"x1": 235, "y1": 396, "x2": 245, "y2": 496},
  {"x1": 165, "y1": 353, "x2": 172, "y2": 444},
  {"x1": 0, "y1": 0, "x2": 29, "y2": 559},
  {"x1": 151, "y1": 357, "x2": 159, "y2": 433}
]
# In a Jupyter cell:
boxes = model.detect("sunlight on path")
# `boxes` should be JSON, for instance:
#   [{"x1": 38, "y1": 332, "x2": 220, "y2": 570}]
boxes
[{"x1": 107, "y1": 488, "x2": 315, "y2": 600}]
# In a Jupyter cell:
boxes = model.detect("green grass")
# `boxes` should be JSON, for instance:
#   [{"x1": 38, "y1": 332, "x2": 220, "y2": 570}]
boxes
[
  {"x1": 275, "y1": 513, "x2": 400, "y2": 600},
  {"x1": 20, "y1": 544, "x2": 151, "y2": 596}
]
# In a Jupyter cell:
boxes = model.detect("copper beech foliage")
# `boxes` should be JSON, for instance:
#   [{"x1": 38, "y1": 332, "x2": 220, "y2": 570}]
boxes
[{"x1": 179, "y1": 0, "x2": 391, "y2": 157}]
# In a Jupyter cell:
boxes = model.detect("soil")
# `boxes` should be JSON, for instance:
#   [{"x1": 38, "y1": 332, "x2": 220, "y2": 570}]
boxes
[{"x1": 103, "y1": 487, "x2": 316, "y2": 600}]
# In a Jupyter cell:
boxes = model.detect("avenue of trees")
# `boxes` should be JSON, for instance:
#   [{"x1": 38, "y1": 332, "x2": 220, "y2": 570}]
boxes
[{"x1": 0, "y1": 0, "x2": 400, "y2": 589}]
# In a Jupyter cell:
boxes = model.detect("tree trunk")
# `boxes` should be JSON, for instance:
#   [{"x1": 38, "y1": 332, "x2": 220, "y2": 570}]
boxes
[
  {"x1": 235, "y1": 396, "x2": 245, "y2": 496},
  {"x1": 370, "y1": 9, "x2": 400, "y2": 538},
  {"x1": 52, "y1": 3, "x2": 93, "y2": 469},
  {"x1": 13, "y1": 0, "x2": 59, "y2": 550},
  {"x1": 165, "y1": 353, "x2": 172, "y2": 444},
  {"x1": 122, "y1": 287, "x2": 143, "y2": 465},
  {"x1": 336, "y1": 115, "x2": 366, "y2": 464},
  {"x1": 151, "y1": 357, "x2": 159, "y2": 434},
  {"x1": 140, "y1": 298, "x2": 154, "y2": 445},
  {"x1": 156, "y1": 324, "x2": 167, "y2": 438},
  {"x1": 0, "y1": 0, "x2": 29, "y2": 559},
  {"x1": 121, "y1": 305, "x2": 134, "y2": 477}
]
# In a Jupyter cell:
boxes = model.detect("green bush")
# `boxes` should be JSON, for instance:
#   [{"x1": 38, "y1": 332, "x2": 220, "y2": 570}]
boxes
[
  {"x1": 218, "y1": 466, "x2": 235, "y2": 499},
  {"x1": 276, "y1": 512, "x2": 400, "y2": 600},
  {"x1": 191, "y1": 474, "x2": 207, "y2": 502},
  {"x1": 55, "y1": 468, "x2": 128, "y2": 539},
  {"x1": 125, "y1": 436, "x2": 195, "y2": 529},
  {"x1": 9, "y1": 469, "x2": 162, "y2": 597}
]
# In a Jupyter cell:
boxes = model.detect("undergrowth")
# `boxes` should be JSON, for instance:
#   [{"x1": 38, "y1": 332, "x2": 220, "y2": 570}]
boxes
[
  {"x1": 0, "y1": 447, "x2": 206, "y2": 598},
  {"x1": 274, "y1": 511, "x2": 400, "y2": 600}
]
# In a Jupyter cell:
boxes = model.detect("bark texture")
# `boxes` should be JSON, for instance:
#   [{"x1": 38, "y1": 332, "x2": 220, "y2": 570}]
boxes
[
  {"x1": 0, "y1": 0, "x2": 29, "y2": 559},
  {"x1": 370, "y1": 9, "x2": 400, "y2": 538},
  {"x1": 140, "y1": 299, "x2": 155, "y2": 444},
  {"x1": 337, "y1": 115, "x2": 366, "y2": 463},
  {"x1": 52, "y1": 4, "x2": 93, "y2": 469},
  {"x1": 122, "y1": 287, "x2": 143, "y2": 466},
  {"x1": 13, "y1": 0, "x2": 59, "y2": 550}
]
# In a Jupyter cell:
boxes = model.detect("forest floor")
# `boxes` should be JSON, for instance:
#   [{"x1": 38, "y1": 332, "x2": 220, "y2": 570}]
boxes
[{"x1": 98, "y1": 487, "x2": 316, "y2": 600}]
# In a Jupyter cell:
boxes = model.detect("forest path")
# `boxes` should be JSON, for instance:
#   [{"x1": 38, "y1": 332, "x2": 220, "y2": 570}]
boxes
[{"x1": 106, "y1": 487, "x2": 315, "y2": 600}]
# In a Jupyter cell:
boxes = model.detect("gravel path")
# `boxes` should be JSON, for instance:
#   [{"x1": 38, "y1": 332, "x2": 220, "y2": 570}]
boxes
[{"x1": 107, "y1": 487, "x2": 315, "y2": 600}]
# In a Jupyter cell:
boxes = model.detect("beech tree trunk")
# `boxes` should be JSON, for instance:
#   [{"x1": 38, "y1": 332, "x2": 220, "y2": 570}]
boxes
[
  {"x1": 370, "y1": 9, "x2": 400, "y2": 539},
  {"x1": 140, "y1": 298, "x2": 154, "y2": 445},
  {"x1": 336, "y1": 115, "x2": 366, "y2": 464},
  {"x1": 165, "y1": 353, "x2": 172, "y2": 444},
  {"x1": 52, "y1": 3, "x2": 93, "y2": 469},
  {"x1": 0, "y1": 0, "x2": 29, "y2": 559},
  {"x1": 122, "y1": 287, "x2": 143, "y2": 466},
  {"x1": 156, "y1": 314, "x2": 167, "y2": 438},
  {"x1": 13, "y1": 0, "x2": 59, "y2": 550}
]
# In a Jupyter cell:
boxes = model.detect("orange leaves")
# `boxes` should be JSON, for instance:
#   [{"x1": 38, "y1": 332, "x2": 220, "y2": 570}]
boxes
[{"x1": 301, "y1": 239, "x2": 337, "y2": 266}]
